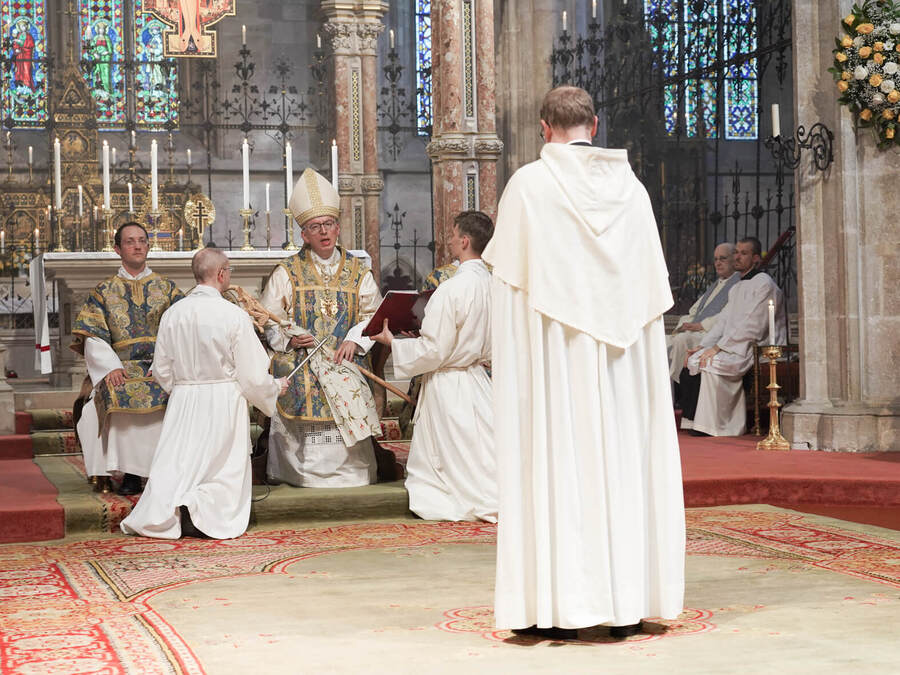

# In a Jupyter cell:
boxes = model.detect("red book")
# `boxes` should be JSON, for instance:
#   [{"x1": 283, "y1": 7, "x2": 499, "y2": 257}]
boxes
[{"x1": 362, "y1": 290, "x2": 434, "y2": 336}]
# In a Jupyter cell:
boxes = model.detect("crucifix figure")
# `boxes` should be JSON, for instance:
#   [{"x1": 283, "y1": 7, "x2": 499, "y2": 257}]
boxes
[{"x1": 183, "y1": 194, "x2": 215, "y2": 250}]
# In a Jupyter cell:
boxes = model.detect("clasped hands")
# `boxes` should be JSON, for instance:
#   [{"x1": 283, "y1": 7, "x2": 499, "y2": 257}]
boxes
[
  {"x1": 284, "y1": 323, "x2": 357, "y2": 364},
  {"x1": 685, "y1": 345, "x2": 721, "y2": 369},
  {"x1": 675, "y1": 322, "x2": 704, "y2": 333}
]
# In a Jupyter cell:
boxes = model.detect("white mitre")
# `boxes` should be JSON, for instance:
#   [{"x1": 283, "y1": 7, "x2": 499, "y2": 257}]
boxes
[{"x1": 289, "y1": 168, "x2": 340, "y2": 226}]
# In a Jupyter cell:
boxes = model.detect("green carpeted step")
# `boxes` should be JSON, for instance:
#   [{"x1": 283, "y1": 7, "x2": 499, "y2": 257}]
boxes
[
  {"x1": 26, "y1": 409, "x2": 75, "y2": 431},
  {"x1": 31, "y1": 430, "x2": 80, "y2": 455}
]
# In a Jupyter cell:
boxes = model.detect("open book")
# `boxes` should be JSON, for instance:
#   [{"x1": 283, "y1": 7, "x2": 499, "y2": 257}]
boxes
[{"x1": 362, "y1": 289, "x2": 434, "y2": 336}]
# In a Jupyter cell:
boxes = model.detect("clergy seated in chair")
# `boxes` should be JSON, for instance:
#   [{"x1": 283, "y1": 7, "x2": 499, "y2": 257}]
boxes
[
  {"x1": 260, "y1": 168, "x2": 395, "y2": 487},
  {"x1": 667, "y1": 243, "x2": 739, "y2": 394},
  {"x1": 680, "y1": 236, "x2": 787, "y2": 437},
  {"x1": 372, "y1": 211, "x2": 496, "y2": 522}
]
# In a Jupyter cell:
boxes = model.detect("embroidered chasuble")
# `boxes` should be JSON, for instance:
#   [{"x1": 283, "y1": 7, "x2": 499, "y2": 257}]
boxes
[
  {"x1": 72, "y1": 274, "x2": 183, "y2": 429},
  {"x1": 268, "y1": 247, "x2": 381, "y2": 444}
]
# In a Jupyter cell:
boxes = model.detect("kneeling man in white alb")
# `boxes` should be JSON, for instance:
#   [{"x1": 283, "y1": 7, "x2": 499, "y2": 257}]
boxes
[{"x1": 122, "y1": 248, "x2": 286, "y2": 539}]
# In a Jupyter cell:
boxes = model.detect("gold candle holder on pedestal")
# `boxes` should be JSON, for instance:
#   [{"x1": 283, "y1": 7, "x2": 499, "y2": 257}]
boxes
[
  {"x1": 283, "y1": 207, "x2": 298, "y2": 250},
  {"x1": 265, "y1": 210, "x2": 271, "y2": 250},
  {"x1": 239, "y1": 208, "x2": 254, "y2": 251},
  {"x1": 148, "y1": 210, "x2": 163, "y2": 251},
  {"x1": 757, "y1": 345, "x2": 791, "y2": 451},
  {"x1": 101, "y1": 208, "x2": 114, "y2": 252},
  {"x1": 52, "y1": 212, "x2": 69, "y2": 252}
]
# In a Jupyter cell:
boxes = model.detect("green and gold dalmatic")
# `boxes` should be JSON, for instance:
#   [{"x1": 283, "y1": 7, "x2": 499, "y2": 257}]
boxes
[
  {"x1": 270, "y1": 247, "x2": 371, "y2": 421},
  {"x1": 71, "y1": 273, "x2": 183, "y2": 429}
]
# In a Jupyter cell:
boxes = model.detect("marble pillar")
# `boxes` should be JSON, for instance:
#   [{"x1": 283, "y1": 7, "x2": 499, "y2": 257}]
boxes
[
  {"x1": 781, "y1": 0, "x2": 900, "y2": 452},
  {"x1": 321, "y1": 1, "x2": 388, "y2": 282},
  {"x1": 427, "y1": 0, "x2": 503, "y2": 266}
]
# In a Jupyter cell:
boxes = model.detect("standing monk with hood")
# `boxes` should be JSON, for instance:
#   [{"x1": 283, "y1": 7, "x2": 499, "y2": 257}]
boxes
[{"x1": 483, "y1": 86, "x2": 685, "y2": 640}]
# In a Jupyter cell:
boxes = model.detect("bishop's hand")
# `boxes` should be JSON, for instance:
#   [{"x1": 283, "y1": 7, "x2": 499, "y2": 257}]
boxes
[
  {"x1": 370, "y1": 319, "x2": 394, "y2": 347},
  {"x1": 105, "y1": 368, "x2": 126, "y2": 388},
  {"x1": 289, "y1": 334, "x2": 316, "y2": 349}
]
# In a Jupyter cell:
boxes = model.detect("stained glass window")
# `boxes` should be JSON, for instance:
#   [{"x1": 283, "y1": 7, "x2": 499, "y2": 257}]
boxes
[
  {"x1": 643, "y1": 0, "x2": 757, "y2": 140},
  {"x1": 79, "y1": 0, "x2": 126, "y2": 128},
  {"x1": 133, "y1": 0, "x2": 176, "y2": 128},
  {"x1": 1, "y1": 0, "x2": 48, "y2": 126},
  {"x1": 415, "y1": 0, "x2": 432, "y2": 136}
]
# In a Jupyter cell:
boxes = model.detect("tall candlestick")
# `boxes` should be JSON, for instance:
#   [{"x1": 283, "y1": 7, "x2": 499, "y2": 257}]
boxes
[
  {"x1": 768, "y1": 299, "x2": 776, "y2": 345},
  {"x1": 331, "y1": 139, "x2": 339, "y2": 191},
  {"x1": 27, "y1": 145, "x2": 33, "y2": 166},
  {"x1": 771, "y1": 103, "x2": 781, "y2": 138},
  {"x1": 317, "y1": 33, "x2": 321, "y2": 49},
  {"x1": 389, "y1": 29, "x2": 395, "y2": 49},
  {"x1": 150, "y1": 139, "x2": 158, "y2": 211},
  {"x1": 178, "y1": 228, "x2": 183, "y2": 250},
  {"x1": 77, "y1": 184, "x2": 83, "y2": 217},
  {"x1": 241, "y1": 138, "x2": 250, "y2": 210},
  {"x1": 592, "y1": 0, "x2": 597, "y2": 19},
  {"x1": 127, "y1": 182, "x2": 134, "y2": 212},
  {"x1": 53, "y1": 137, "x2": 62, "y2": 209},
  {"x1": 34, "y1": 227, "x2": 39, "y2": 254},
  {"x1": 131, "y1": 130, "x2": 136, "y2": 149},
  {"x1": 265, "y1": 182, "x2": 270, "y2": 213},
  {"x1": 242, "y1": 24, "x2": 246, "y2": 45},
  {"x1": 111, "y1": 146, "x2": 117, "y2": 168},
  {"x1": 285, "y1": 142, "x2": 293, "y2": 201},
  {"x1": 1, "y1": 230, "x2": 5, "y2": 255},
  {"x1": 102, "y1": 140, "x2": 110, "y2": 208},
  {"x1": 187, "y1": 148, "x2": 192, "y2": 166},
  {"x1": 562, "y1": 10, "x2": 567, "y2": 32}
]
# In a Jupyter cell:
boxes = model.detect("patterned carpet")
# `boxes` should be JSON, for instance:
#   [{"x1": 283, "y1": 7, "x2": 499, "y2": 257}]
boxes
[{"x1": 1, "y1": 508, "x2": 899, "y2": 674}]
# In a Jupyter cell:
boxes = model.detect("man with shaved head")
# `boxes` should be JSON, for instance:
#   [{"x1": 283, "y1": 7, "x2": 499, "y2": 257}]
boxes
[{"x1": 122, "y1": 248, "x2": 286, "y2": 539}]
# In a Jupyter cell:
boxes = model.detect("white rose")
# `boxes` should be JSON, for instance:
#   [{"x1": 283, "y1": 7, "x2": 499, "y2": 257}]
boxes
[
  {"x1": 854, "y1": 65, "x2": 869, "y2": 80},
  {"x1": 885, "y1": 62, "x2": 899, "y2": 75},
  {"x1": 872, "y1": 93, "x2": 885, "y2": 105},
  {"x1": 889, "y1": 22, "x2": 900, "y2": 35},
  {"x1": 880, "y1": 79, "x2": 896, "y2": 93},
  {"x1": 853, "y1": 36, "x2": 865, "y2": 47}
]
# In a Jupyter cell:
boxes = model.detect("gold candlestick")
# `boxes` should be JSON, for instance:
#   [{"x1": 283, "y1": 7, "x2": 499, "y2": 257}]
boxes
[
  {"x1": 53, "y1": 211, "x2": 69, "y2": 252},
  {"x1": 148, "y1": 210, "x2": 163, "y2": 251},
  {"x1": 265, "y1": 210, "x2": 271, "y2": 250},
  {"x1": 240, "y1": 208, "x2": 254, "y2": 251},
  {"x1": 283, "y1": 207, "x2": 298, "y2": 250},
  {"x1": 757, "y1": 345, "x2": 790, "y2": 451},
  {"x1": 101, "y1": 207, "x2": 114, "y2": 252}
]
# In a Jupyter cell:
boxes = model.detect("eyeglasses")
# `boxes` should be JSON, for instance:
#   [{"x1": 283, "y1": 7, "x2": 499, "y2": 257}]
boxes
[{"x1": 302, "y1": 219, "x2": 338, "y2": 235}]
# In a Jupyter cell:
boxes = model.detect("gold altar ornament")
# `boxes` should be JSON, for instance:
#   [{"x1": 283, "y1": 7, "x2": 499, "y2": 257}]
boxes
[
  {"x1": 184, "y1": 194, "x2": 215, "y2": 250},
  {"x1": 757, "y1": 345, "x2": 791, "y2": 451}
]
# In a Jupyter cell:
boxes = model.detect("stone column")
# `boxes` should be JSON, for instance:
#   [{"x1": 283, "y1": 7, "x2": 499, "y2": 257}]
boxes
[
  {"x1": 427, "y1": 0, "x2": 503, "y2": 265},
  {"x1": 781, "y1": 0, "x2": 900, "y2": 452},
  {"x1": 322, "y1": 1, "x2": 388, "y2": 282}
]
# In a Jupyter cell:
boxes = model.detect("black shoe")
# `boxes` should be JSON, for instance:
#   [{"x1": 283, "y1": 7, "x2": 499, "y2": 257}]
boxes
[
  {"x1": 117, "y1": 473, "x2": 143, "y2": 495},
  {"x1": 511, "y1": 626, "x2": 578, "y2": 640},
  {"x1": 689, "y1": 429, "x2": 712, "y2": 437},
  {"x1": 609, "y1": 622, "x2": 643, "y2": 638},
  {"x1": 179, "y1": 505, "x2": 210, "y2": 539}
]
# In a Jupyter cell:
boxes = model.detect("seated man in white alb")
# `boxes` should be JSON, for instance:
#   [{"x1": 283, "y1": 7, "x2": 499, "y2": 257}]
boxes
[
  {"x1": 683, "y1": 236, "x2": 786, "y2": 436},
  {"x1": 121, "y1": 249, "x2": 285, "y2": 539},
  {"x1": 668, "y1": 243, "x2": 738, "y2": 388},
  {"x1": 372, "y1": 211, "x2": 497, "y2": 522}
]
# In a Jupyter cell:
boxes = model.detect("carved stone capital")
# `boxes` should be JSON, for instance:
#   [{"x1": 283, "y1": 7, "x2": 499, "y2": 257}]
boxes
[
  {"x1": 322, "y1": 21, "x2": 354, "y2": 53},
  {"x1": 474, "y1": 137, "x2": 504, "y2": 157},
  {"x1": 338, "y1": 175, "x2": 357, "y2": 193},
  {"x1": 356, "y1": 22, "x2": 384, "y2": 54},
  {"x1": 360, "y1": 175, "x2": 385, "y2": 193},
  {"x1": 426, "y1": 136, "x2": 470, "y2": 160}
]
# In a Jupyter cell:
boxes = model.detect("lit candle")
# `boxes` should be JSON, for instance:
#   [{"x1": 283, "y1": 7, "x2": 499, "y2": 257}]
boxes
[
  {"x1": 27, "y1": 145, "x2": 33, "y2": 166},
  {"x1": 1, "y1": 230, "x2": 5, "y2": 255},
  {"x1": 150, "y1": 139, "x2": 158, "y2": 211},
  {"x1": 131, "y1": 130, "x2": 136, "y2": 149},
  {"x1": 768, "y1": 299, "x2": 776, "y2": 345},
  {"x1": 242, "y1": 24, "x2": 246, "y2": 46},
  {"x1": 285, "y1": 141, "x2": 293, "y2": 204},
  {"x1": 317, "y1": 33, "x2": 321, "y2": 49},
  {"x1": 93, "y1": 206, "x2": 98, "y2": 222},
  {"x1": 389, "y1": 29, "x2": 395, "y2": 49},
  {"x1": 331, "y1": 139, "x2": 339, "y2": 191},
  {"x1": 53, "y1": 137, "x2": 62, "y2": 209},
  {"x1": 265, "y1": 182, "x2": 270, "y2": 213},
  {"x1": 242, "y1": 138, "x2": 250, "y2": 210},
  {"x1": 77, "y1": 184, "x2": 83, "y2": 217},
  {"x1": 127, "y1": 182, "x2": 134, "y2": 213},
  {"x1": 178, "y1": 228, "x2": 183, "y2": 250},
  {"x1": 562, "y1": 10, "x2": 567, "y2": 32},
  {"x1": 592, "y1": 0, "x2": 597, "y2": 19},
  {"x1": 111, "y1": 146, "x2": 116, "y2": 168},
  {"x1": 771, "y1": 103, "x2": 781, "y2": 138},
  {"x1": 34, "y1": 227, "x2": 39, "y2": 254},
  {"x1": 102, "y1": 140, "x2": 110, "y2": 209},
  {"x1": 187, "y1": 148, "x2": 192, "y2": 166}
]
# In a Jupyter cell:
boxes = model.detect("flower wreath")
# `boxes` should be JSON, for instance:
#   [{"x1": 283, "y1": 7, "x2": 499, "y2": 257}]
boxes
[{"x1": 830, "y1": 0, "x2": 900, "y2": 149}]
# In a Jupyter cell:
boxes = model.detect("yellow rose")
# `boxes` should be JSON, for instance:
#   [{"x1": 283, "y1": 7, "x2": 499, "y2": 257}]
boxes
[
  {"x1": 874, "y1": 42, "x2": 884, "y2": 52},
  {"x1": 888, "y1": 90, "x2": 900, "y2": 103},
  {"x1": 856, "y1": 23, "x2": 875, "y2": 34},
  {"x1": 859, "y1": 46, "x2": 872, "y2": 58},
  {"x1": 870, "y1": 74, "x2": 883, "y2": 87},
  {"x1": 836, "y1": 51, "x2": 848, "y2": 62},
  {"x1": 838, "y1": 80, "x2": 850, "y2": 92},
  {"x1": 844, "y1": 13, "x2": 856, "y2": 26},
  {"x1": 897, "y1": 44, "x2": 900, "y2": 53},
  {"x1": 883, "y1": 109, "x2": 895, "y2": 120},
  {"x1": 842, "y1": 70, "x2": 853, "y2": 81},
  {"x1": 874, "y1": 53, "x2": 885, "y2": 65},
  {"x1": 842, "y1": 36, "x2": 854, "y2": 48},
  {"x1": 859, "y1": 108, "x2": 873, "y2": 121},
  {"x1": 887, "y1": 127, "x2": 895, "y2": 139}
]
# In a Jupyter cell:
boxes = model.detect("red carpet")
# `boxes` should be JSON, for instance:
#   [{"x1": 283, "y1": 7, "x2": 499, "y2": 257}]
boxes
[
  {"x1": 0, "y1": 434, "x2": 33, "y2": 460},
  {"x1": 0, "y1": 458, "x2": 64, "y2": 543}
]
